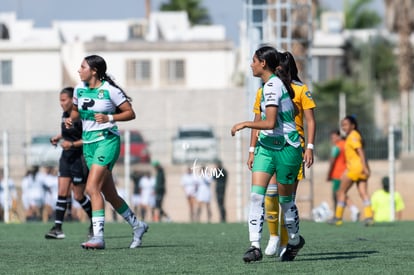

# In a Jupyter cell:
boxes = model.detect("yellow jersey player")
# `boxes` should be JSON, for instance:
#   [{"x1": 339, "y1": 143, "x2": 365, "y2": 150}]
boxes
[{"x1": 332, "y1": 115, "x2": 373, "y2": 226}]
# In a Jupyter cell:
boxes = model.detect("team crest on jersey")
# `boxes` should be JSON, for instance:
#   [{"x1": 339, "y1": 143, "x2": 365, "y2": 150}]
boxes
[{"x1": 97, "y1": 90, "x2": 105, "y2": 99}]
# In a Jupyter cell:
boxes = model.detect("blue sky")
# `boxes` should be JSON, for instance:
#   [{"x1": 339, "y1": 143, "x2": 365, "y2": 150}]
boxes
[{"x1": 0, "y1": 0, "x2": 384, "y2": 44}]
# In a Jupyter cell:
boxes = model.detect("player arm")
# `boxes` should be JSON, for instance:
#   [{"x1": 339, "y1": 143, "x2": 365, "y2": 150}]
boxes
[
  {"x1": 247, "y1": 114, "x2": 261, "y2": 169},
  {"x1": 303, "y1": 108, "x2": 316, "y2": 168},
  {"x1": 231, "y1": 106, "x2": 277, "y2": 135},
  {"x1": 105, "y1": 100, "x2": 136, "y2": 123},
  {"x1": 356, "y1": 147, "x2": 370, "y2": 176},
  {"x1": 65, "y1": 105, "x2": 80, "y2": 128}
]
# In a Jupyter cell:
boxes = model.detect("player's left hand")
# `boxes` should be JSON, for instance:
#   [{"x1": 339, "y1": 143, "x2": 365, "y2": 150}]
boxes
[{"x1": 231, "y1": 123, "x2": 245, "y2": 136}]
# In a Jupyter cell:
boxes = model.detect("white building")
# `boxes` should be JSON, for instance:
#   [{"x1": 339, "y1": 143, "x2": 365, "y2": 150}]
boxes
[{"x1": 0, "y1": 11, "x2": 235, "y2": 92}]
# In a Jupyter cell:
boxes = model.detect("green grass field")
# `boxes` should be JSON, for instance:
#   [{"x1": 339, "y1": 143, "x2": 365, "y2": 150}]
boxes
[{"x1": 0, "y1": 220, "x2": 413, "y2": 274}]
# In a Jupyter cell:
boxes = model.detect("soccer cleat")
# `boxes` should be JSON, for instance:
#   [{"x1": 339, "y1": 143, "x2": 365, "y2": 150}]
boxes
[
  {"x1": 81, "y1": 236, "x2": 105, "y2": 250},
  {"x1": 130, "y1": 222, "x2": 148, "y2": 248},
  {"x1": 280, "y1": 235, "x2": 305, "y2": 262},
  {"x1": 45, "y1": 226, "x2": 65, "y2": 239},
  {"x1": 264, "y1": 236, "x2": 280, "y2": 256},
  {"x1": 328, "y1": 218, "x2": 343, "y2": 226},
  {"x1": 242, "y1": 246, "x2": 263, "y2": 263},
  {"x1": 278, "y1": 246, "x2": 287, "y2": 257},
  {"x1": 364, "y1": 218, "x2": 374, "y2": 227}
]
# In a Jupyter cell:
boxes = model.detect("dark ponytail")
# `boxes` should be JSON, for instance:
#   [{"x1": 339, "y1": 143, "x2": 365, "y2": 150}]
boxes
[{"x1": 276, "y1": 52, "x2": 295, "y2": 100}]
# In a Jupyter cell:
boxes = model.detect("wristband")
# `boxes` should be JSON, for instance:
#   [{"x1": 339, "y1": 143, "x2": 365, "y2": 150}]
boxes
[
  {"x1": 307, "y1": 143, "x2": 314, "y2": 150},
  {"x1": 108, "y1": 114, "x2": 114, "y2": 123},
  {"x1": 71, "y1": 141, "x2": 75, "y2": 149},
  {"x1": 249, "y1": 146, "x2": 255, "y2": 153}
]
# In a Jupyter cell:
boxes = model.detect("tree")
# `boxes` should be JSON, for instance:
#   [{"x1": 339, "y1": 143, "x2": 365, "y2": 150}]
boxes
[
  {"x1": 160, "y1": 0, "x2": 211, "y2": 25},
  {"x1": 384, "y1": 0, "x2": 414, "y2": 153},
  {"x1": 344, "y1": 0, "x2": 382, "y2": 29}
]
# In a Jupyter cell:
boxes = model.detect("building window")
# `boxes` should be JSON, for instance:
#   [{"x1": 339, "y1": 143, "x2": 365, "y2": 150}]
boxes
[
  {"x1": 316, "y1": 56, "x2": 341, "y2": 82},
  {"x1": 161, "y1": 59, "x2": 185, "y2": 85},
  {"x1": 126, "y1": 59, "x2": 151, "y2": 86},
  {"x1": 0, "y1": 60, "x2": 12, "y2": 85}
]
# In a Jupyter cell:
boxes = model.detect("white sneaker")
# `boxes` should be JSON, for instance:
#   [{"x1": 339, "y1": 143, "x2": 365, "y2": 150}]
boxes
[
  {"x1": 264, "y1": 236, "x2": 280, "y2": 256},
  {"x1": 130, "y1": 222, "x2": 149, "y2": 248}
]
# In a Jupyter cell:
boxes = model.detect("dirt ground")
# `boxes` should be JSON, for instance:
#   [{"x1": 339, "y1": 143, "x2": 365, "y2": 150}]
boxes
[{"x1": 157, "y1": 159, "x2": 413, "y2": 224}]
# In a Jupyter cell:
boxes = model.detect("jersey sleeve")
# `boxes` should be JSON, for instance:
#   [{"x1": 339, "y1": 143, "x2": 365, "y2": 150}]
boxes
[
  {"x1": 73, "y1": 84, "x2": 82, "y2": 106},
  {"x1": 331, "y1": 145, "x2": 340, "y2": 158},
  {"x1": 349, "y1": 131, "x2": 363, "y2": 150},
  {"x1": 263, "y1": 79, "x2": 281, "y2": 107},
  {"x1": 110, "y1": 87, "x2": 128, "y2": 107},
  {"x1": 300, "y1": 84, "x2": 316, "y2": 110},
  {"x1": 252, "y1": 88, "x2": 262, "y2": 114}
]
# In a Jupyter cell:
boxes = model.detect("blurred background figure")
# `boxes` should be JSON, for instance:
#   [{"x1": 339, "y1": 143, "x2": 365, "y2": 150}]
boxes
[
  {"x1": 327, "y1": 129, "x2": 360, "y2": 222},
  {"x1": 214, "y1": 160, "x2": 227, "y2": 223},
  {"x1": 152, "y1": 161, "x2": 171, "y2": 222},
  {"x1": 371, "y1": 176, "x2": 405, "y2": 222},
  {"x1": 181, "y1": 167, "x2": 198, "y2": 222},
  {"x1": 21, "y1": 166, "x2": 44, "y2": 221},
  {"x1": 0, "y1": 168, "x2": 18, "y2": 222},
  {"x1": 139, "y1": 171, "x2": 155, "y2": 221},
  {"x1": 131, "y1": 170, "x2": 144, "y2": 221},
  {"x1": 195, "y1": 166, "x2": 212, "y2": 223},
  {"x1": 40, "y1": 166, "x2": 58, "y2": 223}
]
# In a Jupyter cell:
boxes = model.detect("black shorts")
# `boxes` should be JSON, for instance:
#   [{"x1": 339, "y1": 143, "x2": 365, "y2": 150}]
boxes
[{"x1": 59, "y1": 155, "x2": 88, "y2": 185}]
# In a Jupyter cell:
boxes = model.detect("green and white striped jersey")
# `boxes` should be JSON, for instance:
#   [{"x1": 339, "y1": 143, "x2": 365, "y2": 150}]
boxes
[
  {"x1": 74, "y1": 81, "x2": 126, "y2": 143},
  {"x1": 259, "y1": 75, "x2": 300, "y2": 149}
]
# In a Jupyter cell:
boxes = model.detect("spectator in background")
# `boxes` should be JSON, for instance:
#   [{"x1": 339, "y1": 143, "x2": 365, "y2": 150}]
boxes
[
  {"x1": 139, "y1": 171, "x2": 155, "y2": 221},
  {"x1": 181, "y1": 167, "x2": 198, "y2": 222},
  {"x1": 214, "y1": 160, "x2": 227, "y2": 223},
  {"x1": 21, "y1": 166, "x2": 44, "y2": 221},
  {"x1": 131, "y1": 170, "x2": 144, "y2": 220},
  {"x1": 195, "y1": 166, "x2": 212, "y2": 223},
  {"x1": 41, "y1": 166, "x2": 58, "y2": 223},
  {"x1": 0, "y1": 168, "x2": 18, "y2": 222},
  {"x1": 327, "y1": 129, "x2": 360, "y2": 222},
  {"x1": 152, "y1": 161, "x2": 171, "y2": 222},
  {"x1": 371, "y1": 176, "x2": 405, "y2": 222}
]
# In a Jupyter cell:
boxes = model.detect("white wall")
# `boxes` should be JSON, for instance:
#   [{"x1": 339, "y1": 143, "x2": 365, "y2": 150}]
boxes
[{"x1": 0, "y1": 44, "x2": 62, "y2": 91}]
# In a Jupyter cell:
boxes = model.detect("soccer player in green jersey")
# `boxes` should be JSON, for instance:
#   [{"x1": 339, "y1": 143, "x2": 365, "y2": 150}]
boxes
[
  {"x1": 231, "y1": 46, "x2": 305, "y2": 262},
  {"x1": 66, "y1": 55, "x2": 148, "y2": 249}
]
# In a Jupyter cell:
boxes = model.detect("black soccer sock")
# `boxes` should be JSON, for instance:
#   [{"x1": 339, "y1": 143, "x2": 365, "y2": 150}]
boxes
[
  {"x1": 77, "y1": 196, "x2": 92, "y2": 219},
  {"x1": 55, "y1": 196, "x2": 68, "y2": 229}
]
